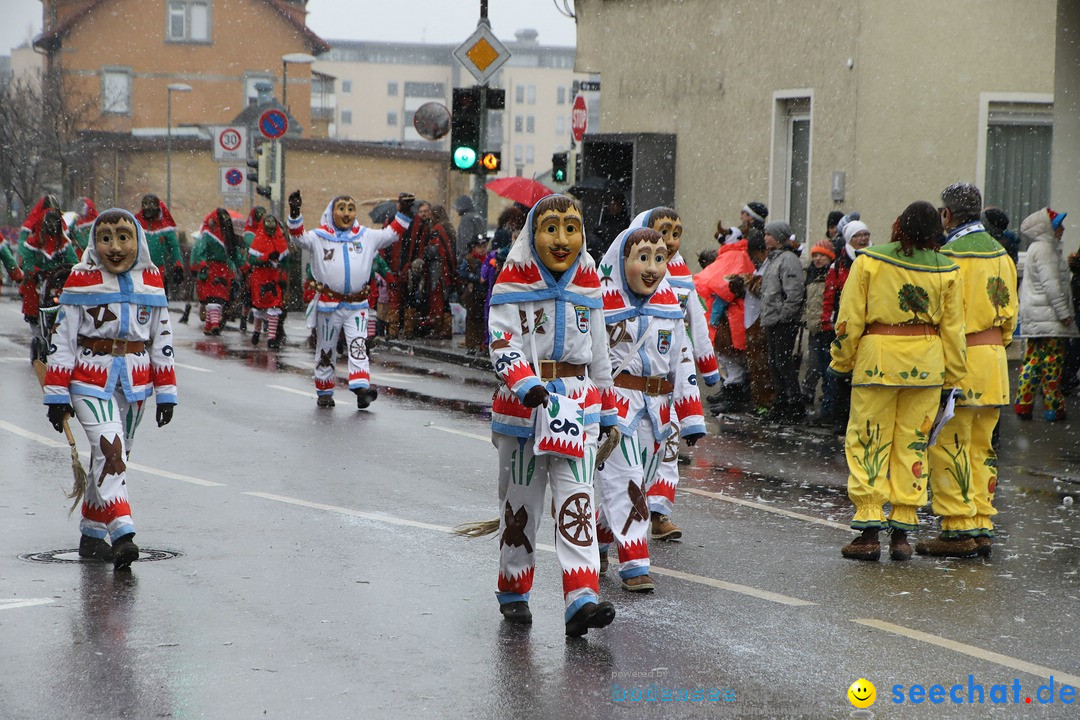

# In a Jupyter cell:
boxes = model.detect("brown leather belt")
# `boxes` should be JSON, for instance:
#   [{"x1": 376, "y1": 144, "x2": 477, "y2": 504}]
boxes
[
  {"x1": 613, "y1": 373, "x2": 674, "y2": 396},
  {"x1": 537, "y1": 360, "x2": 587, "y2": 382},
  {"x1": 865, "y1": 322, "x2": 938, "y2": 337},
  {"x1": 316, "y1": 283, "x2": 370, "y2": 302},
  {"x1": 966, "y1": 327, "x2": 1004, "y2": 346},
  {"x1": 78, "y1": 336, "x2": 146, "y2": 355}
]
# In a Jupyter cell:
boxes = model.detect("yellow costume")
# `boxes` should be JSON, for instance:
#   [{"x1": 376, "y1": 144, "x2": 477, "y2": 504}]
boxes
[
  {"x1": 931, "y1": 229, "x2": 1017, "y2": 538},
  {"x1": 829, "y1": 243, "x2": 966, "y2": 530}
]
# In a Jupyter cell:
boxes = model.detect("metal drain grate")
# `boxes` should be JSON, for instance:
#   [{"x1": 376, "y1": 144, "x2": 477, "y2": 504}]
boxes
[{"x1": 19, "y1": 549, "x2": 183, "y2": 564}]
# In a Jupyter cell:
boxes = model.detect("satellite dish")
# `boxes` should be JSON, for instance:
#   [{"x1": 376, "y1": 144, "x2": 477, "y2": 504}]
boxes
[{"x1": 413, "y1": 102, "x2": 451, "y2": 141}]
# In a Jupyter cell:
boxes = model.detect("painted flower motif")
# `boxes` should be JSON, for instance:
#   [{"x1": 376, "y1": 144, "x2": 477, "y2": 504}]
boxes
[
  {"x1": 986, "y1": 276, "x2": 1010, "y2": 311},
  {"x1": 919, "y1": 415, "x2": 933, "y2": 436}
]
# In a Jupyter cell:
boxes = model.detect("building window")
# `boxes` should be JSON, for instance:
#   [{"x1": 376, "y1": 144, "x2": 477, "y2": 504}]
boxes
[
  {"x1": 405, "y1": 81, "x2": 445, "y2": 98},
  {"x1": 387, "y1": 111, "x2": 397, "y2": 126},
  {"x1": 527, "y1": 85, "x2": 536, "y2": 105},
  {"x1": 388, "y1": 81, "x2": 398, "y2": 96},
  {"x1": 771, "y1": 94, "x2": 812, "y2": 242},
  {"x1": 341, "y1": 110, "x2": 352, "y2": 125},
  {"x1": 526, "y1": 116, "x2": 535, "y2": 134},
  {"x1": 244, "y1": 75, "x2": 273, "y2": 106},
  {"x1": 166, "y1": 1, "x2": 210, "y2": 42},
  {"x1": 555, "y1": 116, "x2": 565, "y2": 135},
  {"x1": 515, "y1": 85, "x2": 524, "y2": 104},
  {"x1": 342, "y1": 80, "x2": 352, "y2": 94},
  {"x1": 101, "y1": 70, "x2": 131, "y2": 114},
  {"x1": 557, "y1": 87, "x2": 566, "y2": 105},
  {"x1": 514, "y1": 115, "x2": 523, "y2": 133},
  {"x1": 526, "y1": 145, "x2": 534, "y2": 163},
  {"x1": 514, "y1": 144, "x2": 523, "y2": 162},
  {"x1": 984, "y1": 100, "x2": 1053, "y2": 244}
]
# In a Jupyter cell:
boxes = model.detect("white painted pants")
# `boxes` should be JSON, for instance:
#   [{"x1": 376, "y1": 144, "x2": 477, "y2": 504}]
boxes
[
  {"x1": 596, "y1": 419, "x2": 661, "y2": 579},
  {"x1": 313, "y1": 305, "x2": 369, "y2": 395}
]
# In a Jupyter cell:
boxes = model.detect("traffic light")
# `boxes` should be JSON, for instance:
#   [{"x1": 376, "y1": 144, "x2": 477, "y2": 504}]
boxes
[
  {"x1": 480, "y1": 151, "x2": 501, "y2": 173},
  {"x1": 552, "y1": 152, "x2": 569, "y2": 183},
  {"x1": 451, "y1": 87, "x2": 482, "y2": 172},
  {"x1": 247, "y1": 143, "x2": 271, "y2": 199}
]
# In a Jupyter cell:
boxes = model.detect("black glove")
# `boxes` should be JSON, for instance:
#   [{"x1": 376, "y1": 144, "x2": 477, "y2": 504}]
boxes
[
  {"x1": 47, "y1": 403, "x2": 73, "y2": 433},
  {"x1": 683, "y1": 433, "x2": 704, "y2": 447},
  {"x1": 727, "y1": 275, "x2": 746, "y2": 299},
  {"x1": 522, "y1": 385, "x2": 550, "y2": 409},
  {"x1": 172, "y1": 265, "x2": 185, "y2": 286},
  {"x1": 398, "y1": 193, "x2": 416, "y2": 219},
  {"x1": 267, "y1": 251, "x2": 280, "y2": 263},
  {"x1": 288, "y1": 190, "x2": 302, "y2": 219},
  {"x1": 156, "y1": 402, "x2": 175, "y2": 427}
]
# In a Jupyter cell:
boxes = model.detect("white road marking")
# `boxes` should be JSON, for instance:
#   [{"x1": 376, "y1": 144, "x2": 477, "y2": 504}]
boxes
[
  {"x1": 0, "y1": 356, "x2": 28, "y2": 362},
  {"x1": 0, "y1": 598, "x2": 55, "y2": 611},
  {"x1": 174, "y1": 362, "x2": 211, "y2": 373},
  {"x1": 428, "y1": 424, "x2": 490, "y2": 442},
  {"x1": 268, "y1": 384, "x2": 318, "y2": 399},
  {"x1": 853, "y1": 618, "x2": 1080, "y2": 688},
  {"x1": 246, "y1": 491, "x2": 816, "y2": 606},
  {"x1": 0, "y1": 419, "x2": 224, "y2": 487},
  {"x1": 683, "y1": 487, "x2": 855, "y2": 532}
]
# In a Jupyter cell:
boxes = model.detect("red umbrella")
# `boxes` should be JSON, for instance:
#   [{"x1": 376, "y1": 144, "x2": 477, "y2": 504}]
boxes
[{"x1": 485, "y1": 177, "x2": 554, "y2": 208}]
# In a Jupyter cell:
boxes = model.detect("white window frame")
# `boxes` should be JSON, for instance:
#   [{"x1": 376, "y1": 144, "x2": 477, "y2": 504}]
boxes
[
  {"x1": 341, "y1": 109, "x2": 353, "y2": 125},
  {"x1": 768, "y1": 89, "x2": 814, "y2": 242},
  {"x1": 243, "y1": 73, "x2": 273, "y2": 107},
  {"x1": 976, "y1": 92, "x2": 1054, "y2": 190},
  {"x1": 101, "y1": 68, "x2": 132, "y2": 115},
  {"x1": 165, "y1": 1, "x2": 211, "y2": 44},
  {"x1": 341, "y1": 80, "x2": 352, "y2": 94}
]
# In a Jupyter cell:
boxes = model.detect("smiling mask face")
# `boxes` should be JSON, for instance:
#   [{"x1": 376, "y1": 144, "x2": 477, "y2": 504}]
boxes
[
  {"x1": 331, "y1": 196, "x2": 357, "y2": 231},
  {"x1": 534, "y1": 207, "x2": 584, "y2": 273},
  {"x1": 649, "y1": 212, "x2": 683, "y2": 259},
  {"x1": 95, "y1": 217, "x2": 139, "y2": 274},
  {"x1": 623, "y1": 229, "x2": 669, "y2": 296}
]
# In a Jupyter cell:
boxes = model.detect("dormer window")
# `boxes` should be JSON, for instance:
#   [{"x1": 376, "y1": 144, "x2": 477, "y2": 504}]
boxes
[{"x1": 167, "y1": 1, "x2": 211, "y2": 43}]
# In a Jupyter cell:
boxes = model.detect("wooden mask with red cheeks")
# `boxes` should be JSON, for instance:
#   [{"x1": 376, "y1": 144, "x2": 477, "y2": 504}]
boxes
[
  {"x1": 331, "y1": 196, "x2": 357, "y2": 230},
  {"x1": 648, "y1": 208, "x2": 682, "y2": 259},
  {"x1": 532, "y1": 195, "x2": 584, "y2": 273},
  {"x1": 623, "y1": 228, "x2": 668, "y2": 296},
  {"x1": 94, "y1": 214, "x2": 139, "y2": 274}
]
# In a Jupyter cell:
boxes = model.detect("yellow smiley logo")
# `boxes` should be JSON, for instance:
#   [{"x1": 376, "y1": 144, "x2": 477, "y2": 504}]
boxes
[{"x1": 847, "y1": 678, "x2": 876, "y2": 708}]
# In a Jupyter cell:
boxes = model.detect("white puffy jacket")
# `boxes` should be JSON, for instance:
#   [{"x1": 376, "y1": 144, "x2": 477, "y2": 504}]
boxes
[{"x1": 1017, "y1": 208, "x2": 1078, "y2": 338}]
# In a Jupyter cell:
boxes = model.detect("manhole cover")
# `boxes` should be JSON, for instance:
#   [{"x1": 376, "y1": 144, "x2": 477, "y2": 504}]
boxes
[{"x1": 19, "y1": 549, "x2": 183, "y2": 564}]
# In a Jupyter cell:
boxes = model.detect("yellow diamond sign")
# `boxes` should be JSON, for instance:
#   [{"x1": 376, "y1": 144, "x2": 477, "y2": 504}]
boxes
[{"x1": 454, "y1": 22, "x2": 511, "y2": 84}]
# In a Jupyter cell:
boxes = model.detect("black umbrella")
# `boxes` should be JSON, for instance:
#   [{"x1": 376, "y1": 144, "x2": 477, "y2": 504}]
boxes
[{"x1": 369, "y1": 201, "x2": 397, "y2": 225}]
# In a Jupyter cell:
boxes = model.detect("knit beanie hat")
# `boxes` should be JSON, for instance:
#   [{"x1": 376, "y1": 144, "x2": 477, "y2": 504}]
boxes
[
  {"x1": 842, "y1": 220, "x2": 870, "y2": 243},
  {"x1": 810, "y1": 241, "x2": 836, "y2": 261},
  {"x1": 827, "y1": 211, "x2": 844, "y2": 231},
  {"x1": 763, "y1": 221, "x2": 794, "y2": 247},
  {"x1": 744, "y1": 202, "x2": 769, "y2": 223}
]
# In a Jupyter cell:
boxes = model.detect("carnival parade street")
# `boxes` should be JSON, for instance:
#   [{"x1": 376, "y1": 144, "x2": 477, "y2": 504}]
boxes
[{"x1": 1, "y1": 299, "x2": 1078, "y2": 719}]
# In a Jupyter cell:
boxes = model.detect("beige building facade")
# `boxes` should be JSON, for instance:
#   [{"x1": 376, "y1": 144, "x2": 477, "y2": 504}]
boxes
[{"x1": 573, "y1": 0, "x2": 1063, "y2": 257}]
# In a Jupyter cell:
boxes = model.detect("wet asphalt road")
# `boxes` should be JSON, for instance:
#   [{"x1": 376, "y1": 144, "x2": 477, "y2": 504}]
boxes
[{"x1": 1, "y1": 297, "x2": 1078, "y2": 719}]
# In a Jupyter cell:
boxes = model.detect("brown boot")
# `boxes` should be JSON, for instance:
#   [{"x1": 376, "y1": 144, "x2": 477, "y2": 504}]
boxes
[
  {"x1": 650, "y1": 512, "x2": 683, "y2": 541},
  {"x1": 973, "y1": 536, "x2": 992, "y2": 558},
  {"x1": 386, "y1": 307, "x2": 400, "y2": 339},
  {"x1": 621, "y1": 574, "x2": 656, "y2": 592},
  {"x1": 440, "y1": 312, "x2": 454, "y2": 339},
  {"x1": 403, "y1": 308, "x2": 417, "y2": 339},
  {"x1": 914, "y1": 535, "x2": 979, "y2": 558},
  {"x1": 889, "y1": 530, "x2": 913, "y2": 561},
  {"x1": 841, "y1": 532, "x2": 881, "y2": 561}
]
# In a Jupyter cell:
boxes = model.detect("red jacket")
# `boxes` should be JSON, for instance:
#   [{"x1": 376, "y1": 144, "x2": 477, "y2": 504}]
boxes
[
  {"x1": 820, "y1": 255, "x2": 853, "y2": 332},
  {"x1": 693, "y1": 238, "x2": 755, "y2": 350}
]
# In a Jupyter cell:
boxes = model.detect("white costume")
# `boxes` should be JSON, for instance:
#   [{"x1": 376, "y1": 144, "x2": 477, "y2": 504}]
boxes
[
  {"x1": 488, "y1": 199, "x2": 616, "y2": 622},
  {"x1": 594, "y1": 227, "x2": 707, "y2": 580},
  {"x1": 43, "y1": 209, "x2": 177, "y2": 542},
  {"x1": 627, "y1": 209, "x2": 719, "y2": 515},
  {"x1": 288, "y1": 199, "x2": 410, "y2": 397}
]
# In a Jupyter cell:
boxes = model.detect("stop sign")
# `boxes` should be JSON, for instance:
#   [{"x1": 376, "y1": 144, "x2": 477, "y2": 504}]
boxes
[{"x1": 571, "y1": 95, "x2": 588, "y2": 142}]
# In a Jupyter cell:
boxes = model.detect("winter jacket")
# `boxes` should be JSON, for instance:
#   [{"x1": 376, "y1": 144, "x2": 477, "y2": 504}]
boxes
[
  {"x1": 1017, "y1": 209, "x2": 1078, "y2": 338},
  {"x1": 803, "y1": 267, "x2": 827, "y2": 333},
  {"x1": 759, "y1": 247, "x2": 805, "y2": 327},
  {"x1": 821, "y1": 254, "x2": 853, "y2": 332},
  {"x1": 693, "y1": 238, "x2": 754, "y2": 350}
]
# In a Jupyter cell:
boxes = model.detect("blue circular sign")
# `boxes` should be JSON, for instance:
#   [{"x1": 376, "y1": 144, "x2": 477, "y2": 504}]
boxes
[
  {"x1": 259, "y1": 109, "x2": 288, "y2": 140},
  {"x1": 225, "y1": 168, "x2": 244, "y2": 186}
]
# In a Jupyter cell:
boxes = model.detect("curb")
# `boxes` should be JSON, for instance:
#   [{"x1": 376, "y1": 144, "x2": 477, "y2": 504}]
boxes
[{"x1": 380, "y1": 338, "x2": 493, "y2": 372}]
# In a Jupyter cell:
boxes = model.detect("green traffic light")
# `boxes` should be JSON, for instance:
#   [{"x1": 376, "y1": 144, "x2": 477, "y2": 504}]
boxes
[
  {"x1": 453, "y1": 146, "x2": 477, "y2": 170},
  {"x1": 554, "y1": 169, "x2": 566, "y2": 182}
]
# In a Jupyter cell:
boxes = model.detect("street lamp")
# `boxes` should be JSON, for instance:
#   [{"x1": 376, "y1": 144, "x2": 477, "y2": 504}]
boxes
[
  {"x1": 165, "y1": 83, "x2": 192, "y2": 209},
  {"x1": 280, "y1": 53, "x2": 315, "y2": 309}
]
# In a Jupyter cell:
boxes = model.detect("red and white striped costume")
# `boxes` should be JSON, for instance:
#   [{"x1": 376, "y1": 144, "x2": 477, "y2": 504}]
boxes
[
  {"x1": 42, "y1": 209, "x2": 176, "y2": 542},
  {"x1": 594, "y1": 227, "x2": 706, "y2": 579},
  {"x1": 488, "y1": 198, "x2": 616, "y2": 622}
]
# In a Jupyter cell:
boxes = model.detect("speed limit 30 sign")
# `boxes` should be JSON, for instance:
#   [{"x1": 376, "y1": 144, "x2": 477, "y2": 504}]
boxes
[{"x1": 211, "y1": 126, "x2": 248, "y2": 161}]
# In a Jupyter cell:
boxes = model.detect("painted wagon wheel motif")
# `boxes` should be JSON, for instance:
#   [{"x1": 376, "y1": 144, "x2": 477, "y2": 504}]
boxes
[{"x1": 558, "y1": 492, "x2": 593, "y2": 547}]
